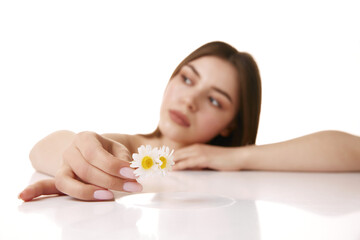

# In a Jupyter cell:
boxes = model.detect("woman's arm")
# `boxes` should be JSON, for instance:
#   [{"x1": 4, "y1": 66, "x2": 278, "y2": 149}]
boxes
[
  {"x1": 243, "y1": 130, "x2": 360, "y2": 172},
  {"x1": 29, "y1": 131, "x2": 136, "y2": 176},
  {"x1": 22, "y1": 131, "x2": 142, "y2": 201},
  {"x1": 173, "y1": 131, "x2": 360, "y2": 172},
  {"x1": 29, "y1": 130, "x2": 76, "y2": 176}
]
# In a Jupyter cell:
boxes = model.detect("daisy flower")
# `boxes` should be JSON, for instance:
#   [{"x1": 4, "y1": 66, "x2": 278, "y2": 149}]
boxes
[
  {"x1": 157, "y1": 145, "x2": 175, "y2": 176},
  {"x1": 130, "y1": 145, "x2": 175, "y2": 181},
  {"x1": 130, "y1": 145, "x2": 162, "y2": 181}
]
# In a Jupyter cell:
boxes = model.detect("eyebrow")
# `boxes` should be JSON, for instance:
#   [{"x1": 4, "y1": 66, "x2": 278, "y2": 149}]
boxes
[
  {"x1": 212, "y1": 87, "x2": 233, "y2": 103},
  {"x1": 186, "y1": 63, "x2": 201, "y2": 78},
  {"x1": 186, "y1": 63, "x2": 233, "y2": 103}
]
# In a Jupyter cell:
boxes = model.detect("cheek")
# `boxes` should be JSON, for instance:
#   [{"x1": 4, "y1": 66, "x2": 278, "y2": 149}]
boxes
[{"x1": 195, "y1": 111, "x2": 232, "y2": 141}]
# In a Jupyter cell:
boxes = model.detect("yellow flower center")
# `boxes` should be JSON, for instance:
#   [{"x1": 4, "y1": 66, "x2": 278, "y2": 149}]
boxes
[
  {"x1": 159, "y1": 156, "x2": 167, "y2": 169},
  {"x1": 141, "y1": 156, "x2": 154, "y2": 170}
]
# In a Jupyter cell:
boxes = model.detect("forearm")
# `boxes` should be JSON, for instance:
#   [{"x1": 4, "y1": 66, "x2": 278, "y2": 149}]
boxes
[
  {"x1": 241, "y1": 131, "x2": 360, "y2": 172},
  {"x1": 29, "y1": 130, "x2": 76, "y2": 176}
]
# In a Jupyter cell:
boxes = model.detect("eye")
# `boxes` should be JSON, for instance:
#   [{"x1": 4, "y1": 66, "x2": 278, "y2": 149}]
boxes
[
  {"x1": 182, "y1": 76, "x2": 192, "y2": 85},
  {"x1": 209, "y1": 97, "x2": 222, "y2": 108}
]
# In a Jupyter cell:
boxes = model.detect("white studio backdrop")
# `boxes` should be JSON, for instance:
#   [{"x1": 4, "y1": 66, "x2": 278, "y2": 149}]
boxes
[{"x1": 0, "y1": 0, "x2": 359, "y2": 175}]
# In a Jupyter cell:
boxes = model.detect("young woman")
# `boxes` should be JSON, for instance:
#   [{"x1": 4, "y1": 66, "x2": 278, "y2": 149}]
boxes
[{"x1": 19, "y1": 41, "x2": 360, "y2": 202}]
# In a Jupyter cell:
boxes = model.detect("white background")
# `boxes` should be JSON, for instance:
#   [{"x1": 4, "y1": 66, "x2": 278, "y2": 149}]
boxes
[
  {"x1": 0, "y1": 1, "x2": 359, "y2": 239},
  {"x1": 0, "y1": 0, "x2": 359, "y2": 181}
]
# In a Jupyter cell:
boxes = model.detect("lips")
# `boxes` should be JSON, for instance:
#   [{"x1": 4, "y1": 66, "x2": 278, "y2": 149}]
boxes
[{"x1": 169, "y1": 110, "x2": 190, "y2": 127}]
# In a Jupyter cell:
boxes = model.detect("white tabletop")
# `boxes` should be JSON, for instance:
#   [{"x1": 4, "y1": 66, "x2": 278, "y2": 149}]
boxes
[{"x1": 2, "y1": 169, "x2": 360, "y2": 240}]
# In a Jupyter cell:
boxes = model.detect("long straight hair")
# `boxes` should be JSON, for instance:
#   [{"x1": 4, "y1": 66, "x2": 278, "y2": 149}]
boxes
[{"x1": 151, "y1": 41, "x2": 262, "y2": 147}]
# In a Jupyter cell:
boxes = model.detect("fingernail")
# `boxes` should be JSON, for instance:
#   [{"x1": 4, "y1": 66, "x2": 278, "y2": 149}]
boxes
[
  {"x1": 120, "y1": 167, "x2": 136, "y2": 179},
  {"x1": 123, "y1": 182, "x2": 143, "y2": 192},
  {"x1": 93, "y1": 190, "x2": 114, "y2": 200}
]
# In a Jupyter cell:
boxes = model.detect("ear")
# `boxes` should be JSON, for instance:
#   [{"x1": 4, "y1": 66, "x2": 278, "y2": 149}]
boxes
[{"x1": 220, "y1": 121, "x2": 236, "y2": 137}]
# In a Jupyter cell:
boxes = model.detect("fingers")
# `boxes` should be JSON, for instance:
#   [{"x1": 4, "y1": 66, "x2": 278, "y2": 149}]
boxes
[
  {"x1": 55, "y1": 166, "x2": 112, "y2": 201},
  {"x1": 173, "y1": 146, "x2": 193, "y2": 162},
  {"x1": 55, "y1": 166, "x2": 142, "y2": 201},
  {"x1": 64, "y1": 146, "x2": 141, "y2": 191},
  {"x1": 173, "y1": 144, "x2": 209, "y2": 170},
  {"x1": 173, "y1": 158, "x2": 206, "y2": 170},
  {"x1": 173, "y1": 154, "x2": 208, "y2": 170},
  {"x1": 173, "y1": 147, "x2": 192, "y2": 170},
  {"x1": 74, "y1": 132, "x2": 135, "y2": 179},
  {"x1": 55, "y1": 131, "x2": 142, "y2": 200},
  {"x1": 18, "y1": 179, "x2": 62, "y2": 202}
]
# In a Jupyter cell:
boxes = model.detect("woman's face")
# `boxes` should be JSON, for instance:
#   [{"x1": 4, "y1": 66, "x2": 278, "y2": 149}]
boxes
[{"x1": 159, "y1": 56, "x2": 239, "y2": 145}]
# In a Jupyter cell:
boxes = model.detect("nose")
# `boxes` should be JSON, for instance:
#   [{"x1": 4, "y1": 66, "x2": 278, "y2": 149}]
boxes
[{"x1": 182, "y1": 91, "x2": 198, "y2": 112}]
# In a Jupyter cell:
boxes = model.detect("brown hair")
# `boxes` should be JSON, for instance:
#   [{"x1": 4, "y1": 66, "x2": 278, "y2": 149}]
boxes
[{"x1": 152, "y1": 41, "x2": 262, "y2": 147}]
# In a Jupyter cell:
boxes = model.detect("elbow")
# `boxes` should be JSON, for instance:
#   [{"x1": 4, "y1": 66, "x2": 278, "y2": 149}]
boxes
[
  {"x1": 29, "y1": 138, "x2": 44, "y2": 172},
  {"x1": 28, "y1": 130, "x2": 75, "y2": 173}
]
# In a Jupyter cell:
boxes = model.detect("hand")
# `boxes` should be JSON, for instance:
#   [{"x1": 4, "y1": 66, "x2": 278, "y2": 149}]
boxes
[
  {"x1": 19, "y1": 131, "x2": 142, "y2": 201},
  {"x1": 173, "y1": 144, "x2": 242, "y2": 171}
]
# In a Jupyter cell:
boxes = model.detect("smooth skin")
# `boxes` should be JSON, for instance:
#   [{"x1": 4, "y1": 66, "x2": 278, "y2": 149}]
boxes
[
  {"x1": 20, "y1": 131, "x2": 143, "y2": 201},
  {"x1": 19, "y1": 130, "x2": 360, "y2": 201},
  {"x1": 173, "y1": 130, "x2": 360, "y2": 172},
  {"x1": 19, "y1": 56, "x2": 360, "y2": 202},
  {"x1": 19, "y1": 56, "x2": 241, "y2": 201}
]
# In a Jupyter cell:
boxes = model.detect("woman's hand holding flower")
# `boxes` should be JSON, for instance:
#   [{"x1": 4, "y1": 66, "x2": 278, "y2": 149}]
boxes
[{"x1": 20, "y1": 132, "x2": 142, "y2": 201}]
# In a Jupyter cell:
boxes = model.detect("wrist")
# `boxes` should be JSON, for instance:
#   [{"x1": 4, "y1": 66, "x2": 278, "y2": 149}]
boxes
[{"x1": 231, "y1": 145, "x2": 253, "y2": 170}]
